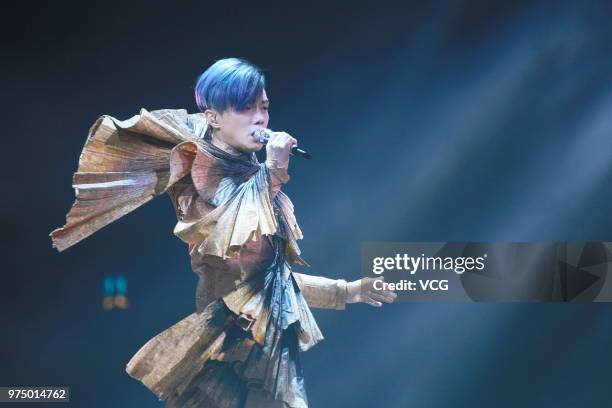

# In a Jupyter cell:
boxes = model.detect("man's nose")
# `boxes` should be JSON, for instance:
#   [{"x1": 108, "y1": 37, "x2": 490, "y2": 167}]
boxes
[{"x1": 254, "y1": 111, "x2": 266, "y2": 125}]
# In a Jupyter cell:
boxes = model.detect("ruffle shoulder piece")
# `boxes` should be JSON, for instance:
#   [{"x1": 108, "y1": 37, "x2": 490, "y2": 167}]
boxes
[
  {"x1": 173, "y1": 150, "x2": 305, "y2": 264},
  {"x1": 50, "y1": 108, "x2": 205, "y2": 251}
]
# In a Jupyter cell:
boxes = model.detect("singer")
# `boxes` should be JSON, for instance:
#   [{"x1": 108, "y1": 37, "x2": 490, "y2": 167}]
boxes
[{"x1": 51, "y1": 57, "x2": 396, "y2": 408}]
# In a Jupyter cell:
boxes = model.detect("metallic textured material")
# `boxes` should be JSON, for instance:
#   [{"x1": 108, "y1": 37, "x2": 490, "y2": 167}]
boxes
[{"x1": 51, "y1": 108, "x2": 348, "y2": 407}]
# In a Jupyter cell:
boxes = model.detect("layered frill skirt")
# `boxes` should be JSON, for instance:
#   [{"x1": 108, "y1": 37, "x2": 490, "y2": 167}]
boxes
[{"x1": 126, "y1": 250, "x2": 323, "y2": 408}]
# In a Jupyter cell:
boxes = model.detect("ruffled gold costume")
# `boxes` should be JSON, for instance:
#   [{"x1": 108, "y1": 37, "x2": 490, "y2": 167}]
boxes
[{"x1": 50, "y1": 109, "x2": 348, "y2": 407}]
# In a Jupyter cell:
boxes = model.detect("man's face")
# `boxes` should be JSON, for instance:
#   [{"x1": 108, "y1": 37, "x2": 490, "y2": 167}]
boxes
[{"x1": 215, "y1": 89, "x2": 270, "y2": 153}]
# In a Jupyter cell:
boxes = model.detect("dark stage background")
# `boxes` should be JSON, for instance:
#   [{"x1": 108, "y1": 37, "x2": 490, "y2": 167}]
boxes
[{"x1": 3, "y1": 1, "x2": 612, "y2": 407}]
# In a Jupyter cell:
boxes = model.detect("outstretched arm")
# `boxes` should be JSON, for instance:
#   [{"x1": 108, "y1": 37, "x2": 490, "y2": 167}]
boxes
[
  {"x1": 345, "y1": 277, "x2": 397, "y2": 307},
  {"x1": 266, "y1": 133, "x2": 396, "y2": 309},
  {"x1": 292, "y1": 273, "x2": 348, "y2": 310},
  {"x1": 293, "y1": 273, "x2": 396, "y2": 309}
]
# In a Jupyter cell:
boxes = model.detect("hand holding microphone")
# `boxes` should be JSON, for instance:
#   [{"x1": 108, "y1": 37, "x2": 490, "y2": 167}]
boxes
[{"x1": 254, "y1": 129, "x2": 313, "y2": 163}]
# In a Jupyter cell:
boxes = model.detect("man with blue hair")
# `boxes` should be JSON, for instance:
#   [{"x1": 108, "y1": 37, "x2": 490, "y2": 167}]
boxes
[{"x1": 52, "y1": 57, "x2": 395, "y2": 407}]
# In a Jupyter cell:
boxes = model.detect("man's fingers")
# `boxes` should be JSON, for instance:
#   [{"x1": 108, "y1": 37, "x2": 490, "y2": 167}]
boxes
[
  {"x1": 272, "y1": 133, "x2": 286, "y2": 145},
  {"x1": 364, "y1": 297, "x2": 382, "y2": 307},
  {"x1": 365, "y1": 276, "x2": 384, "y2": 288},
  {"x1": 369, "y1": 292, "x2": 395, "y2": 303},
  {"x1": 271, "y1": 132, "x2": 297, "y2": 147},
  {"x1": 377, "y1": 290, "x2": 397, "y2": 299},
  {"x1": 281, "y1": 135, "x2": 297, "y2": 148}
]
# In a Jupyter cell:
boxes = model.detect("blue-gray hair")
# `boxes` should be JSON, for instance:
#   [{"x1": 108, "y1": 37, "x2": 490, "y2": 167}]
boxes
[{"x1": 194, "y1": 58, "x2": 266, "y2": 113}]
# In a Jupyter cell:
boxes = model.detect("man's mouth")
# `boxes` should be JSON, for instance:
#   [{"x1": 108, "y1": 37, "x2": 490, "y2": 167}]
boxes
[{"x1": 251, "y1": 130, "x2": 265, "y2": 143}]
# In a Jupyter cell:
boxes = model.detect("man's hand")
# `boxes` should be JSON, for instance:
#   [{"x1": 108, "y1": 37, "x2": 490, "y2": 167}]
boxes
[
  {"x1": 346, "y1": 277, "x2": 397, "y2": 307},
  {"x1": 265, "y1": 131, "x2": 297, "y2": 169}
]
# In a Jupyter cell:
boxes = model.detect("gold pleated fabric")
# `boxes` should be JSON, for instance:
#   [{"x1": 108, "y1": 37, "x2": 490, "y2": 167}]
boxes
[
  {"x1": 50, "y1": 109, "x2": 321, "y2": 407},
  {"x1": 50, "y1": 108, "x2": 305, "y2": 264}
]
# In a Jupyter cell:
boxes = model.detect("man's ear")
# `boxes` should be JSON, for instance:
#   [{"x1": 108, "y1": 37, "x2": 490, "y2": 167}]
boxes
[{"x1": 204, "y1": 109, "x2": 221, "y2": 129}]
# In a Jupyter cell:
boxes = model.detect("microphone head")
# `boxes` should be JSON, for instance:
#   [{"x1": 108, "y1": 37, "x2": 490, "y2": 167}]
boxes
[{"x1": 252, "y1": 128, "x2": 273, "y2": 144}]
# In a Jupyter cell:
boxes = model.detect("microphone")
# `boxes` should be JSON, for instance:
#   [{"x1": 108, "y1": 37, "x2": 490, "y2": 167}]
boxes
[{"x1": 253, "y1": 128, "x2": 312, "y2": 159}]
